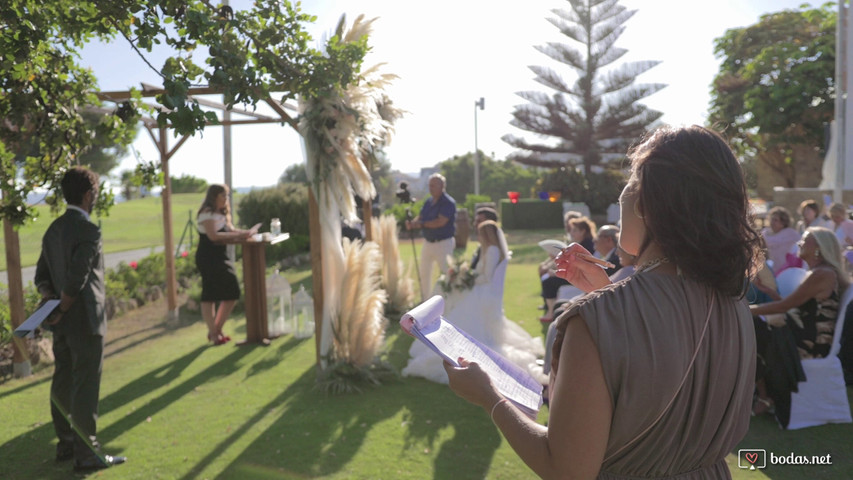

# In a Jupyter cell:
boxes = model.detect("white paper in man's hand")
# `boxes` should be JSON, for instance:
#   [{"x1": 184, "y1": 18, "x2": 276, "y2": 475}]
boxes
[{"x1": 14, "y1": 300, "x2": 60, "y2": 338}]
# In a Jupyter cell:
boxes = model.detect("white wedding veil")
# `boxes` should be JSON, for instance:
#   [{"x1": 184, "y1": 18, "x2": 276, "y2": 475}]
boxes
[{"x1": 496, "y1": 225, "x2": 511, "y2": 260}]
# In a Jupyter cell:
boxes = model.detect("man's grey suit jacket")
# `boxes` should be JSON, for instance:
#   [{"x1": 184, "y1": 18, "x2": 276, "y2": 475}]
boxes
[{"x1": 35, "y1": 209, "x2": 106, "y2": 336}]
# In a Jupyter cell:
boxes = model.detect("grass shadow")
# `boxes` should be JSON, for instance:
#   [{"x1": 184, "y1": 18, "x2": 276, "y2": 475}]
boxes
[
  {"x1": 97, "y1": 345, "x2": 252, "y2": 445},
  {"x1": 244, "y1": 336, "x2": 303, "y2": 380}
]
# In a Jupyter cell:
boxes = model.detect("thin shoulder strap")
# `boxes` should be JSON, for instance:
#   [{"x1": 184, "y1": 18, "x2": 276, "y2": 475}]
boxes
[{"x1": 603, "y1": 293, "x2": 716, "y2": 463}]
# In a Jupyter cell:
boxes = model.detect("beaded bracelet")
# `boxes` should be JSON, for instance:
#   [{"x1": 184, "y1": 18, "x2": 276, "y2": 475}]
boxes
[{"x1": 490, "y1": 398, "x2": 508, "y2": 422}]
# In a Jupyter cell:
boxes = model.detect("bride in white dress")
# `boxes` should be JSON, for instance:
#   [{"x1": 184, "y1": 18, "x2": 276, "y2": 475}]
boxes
[{"x1": 403, "y1": 220, "x2": 545, "y2": 384}]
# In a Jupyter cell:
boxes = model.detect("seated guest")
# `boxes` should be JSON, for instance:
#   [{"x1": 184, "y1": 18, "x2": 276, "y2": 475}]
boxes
[
  {"x1": 829, "y1": 202, "x2": 853, "y2": 249},
  {"x1": 761, "y1": 206, "x2": 800, "y2": 270},
  {"x1": 750, "y1": 227, "x2": 849, "y2": 425},
  {"x1": 539, "y1": 214, "x2": 596, "y2": 323},
  {"x1": 796, "y1": 199, "x2": 832, "y2": 233},
  {"x1": 592, "y1": 225, "x2": 621, "y2": 276}
]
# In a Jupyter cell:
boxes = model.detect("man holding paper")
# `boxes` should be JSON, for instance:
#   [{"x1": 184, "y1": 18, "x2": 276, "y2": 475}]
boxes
[{"x1": 34, "y1": 167, "x2": 126, "y2": 472}]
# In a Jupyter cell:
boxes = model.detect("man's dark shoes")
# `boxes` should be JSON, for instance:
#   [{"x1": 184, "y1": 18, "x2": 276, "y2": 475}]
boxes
[
  {"x1": 55, "y1": 443, "x2": 74, "y2": 462},
  {"x1": 73, "y1": 454, "x2": 127, "y2": 472}
]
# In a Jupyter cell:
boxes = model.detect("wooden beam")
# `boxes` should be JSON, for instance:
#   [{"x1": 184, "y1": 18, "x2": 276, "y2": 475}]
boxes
[
  {"x1": 189, "y1": 96, "x2": 276, "y2": 120},
  {"x1": 308, "y1": 189, "x2": 324, "y2": 367},
  {"x1": 165, "y1": 134, "x2": 190, "y2": 162},
  {"x1": 263, "y1": 98, "x2": 299, "y2": 131}
]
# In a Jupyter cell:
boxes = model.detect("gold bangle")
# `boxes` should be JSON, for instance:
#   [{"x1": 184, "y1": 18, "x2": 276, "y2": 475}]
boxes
[{"x1": 490, "y1": 398, "x2": 508, "y2": 422}]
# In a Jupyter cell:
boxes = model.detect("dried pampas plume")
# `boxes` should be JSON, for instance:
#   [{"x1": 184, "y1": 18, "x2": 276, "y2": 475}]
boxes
[
  {"x1": 329, "y1": 238, "x2": 388, "y2": 367},
  {"x1": 374, "y1": 214, "x2": 415, "y2": 312}
]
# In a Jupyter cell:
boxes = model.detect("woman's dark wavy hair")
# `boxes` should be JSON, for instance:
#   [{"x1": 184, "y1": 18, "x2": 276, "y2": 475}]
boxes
[
  {"x1": 629, "y1": 125, "x2": 761, "y2": 297},
  {"x1": 198, "y1": 184, "x2": 231, "y2": 224}
]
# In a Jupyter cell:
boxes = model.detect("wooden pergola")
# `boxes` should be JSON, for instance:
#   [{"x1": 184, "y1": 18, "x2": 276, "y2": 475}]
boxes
[
  {"x1": 96, "y1": 84, "x2": 375, "y2": 362},
  {"x1": 5, "y1": 82, "x2": 376, "y2": 373},
  {"x1": 94, "y1": 83, "x2": 306, "y2": 321}
]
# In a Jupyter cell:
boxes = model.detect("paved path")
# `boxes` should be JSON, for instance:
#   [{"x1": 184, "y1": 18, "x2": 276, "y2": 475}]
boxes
[{"x1": 1, "y1": 246, "x2": 165, "y2": 287}]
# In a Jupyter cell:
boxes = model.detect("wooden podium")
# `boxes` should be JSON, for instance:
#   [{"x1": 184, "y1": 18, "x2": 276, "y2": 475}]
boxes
[{"x1": 238, "y1": 233, "x2": 289, "y2": 346}]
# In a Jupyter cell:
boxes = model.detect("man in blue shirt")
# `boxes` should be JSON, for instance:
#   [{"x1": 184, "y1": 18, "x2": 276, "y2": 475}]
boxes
[{"x1": 406, "y1": 173, "x2": 456, "y2": 300}]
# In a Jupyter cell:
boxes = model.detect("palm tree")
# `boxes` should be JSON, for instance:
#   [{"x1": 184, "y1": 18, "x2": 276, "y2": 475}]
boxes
[{"x1": 503, "y1": 0, "x2": 665, "y2": 174}]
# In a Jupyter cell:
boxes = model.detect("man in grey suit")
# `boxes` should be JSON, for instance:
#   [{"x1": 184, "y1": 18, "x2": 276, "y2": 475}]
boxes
[{"x1": 35, "y1": 167, "x2": 126, "y2": 471}]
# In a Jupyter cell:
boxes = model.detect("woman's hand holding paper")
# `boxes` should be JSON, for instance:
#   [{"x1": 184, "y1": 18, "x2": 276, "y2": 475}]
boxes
[{"x1": 444, "y1": 357, "x2": 502, "y2": 410}]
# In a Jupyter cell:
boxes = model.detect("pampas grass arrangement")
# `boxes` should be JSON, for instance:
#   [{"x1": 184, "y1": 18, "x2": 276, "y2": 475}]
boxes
[
  {"x1": 374, "y1": 214, "x2": 415, "y2": 314},
  {"x1": 317, "y1": 238, "x2": 395, "y2": 395}
]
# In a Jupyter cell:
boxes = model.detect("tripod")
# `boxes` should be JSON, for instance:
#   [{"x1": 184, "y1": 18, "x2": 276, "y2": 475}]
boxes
[
  {"x1": 405, "y1": 208, "x2": 423, "y2": 302},
  {"x1": 175, "y1": 209, "x2": 195, "y2": 258}
]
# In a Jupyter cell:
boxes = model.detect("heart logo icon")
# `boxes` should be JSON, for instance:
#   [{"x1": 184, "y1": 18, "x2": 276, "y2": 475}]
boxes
[{"x1": 745, "y1": 452, "x2": 758, "y2": 464}]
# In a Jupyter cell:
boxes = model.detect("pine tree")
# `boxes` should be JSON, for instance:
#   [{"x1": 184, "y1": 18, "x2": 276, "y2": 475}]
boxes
[{"x1": 503, "y1": 0, "x2": 666, "y2": 174}]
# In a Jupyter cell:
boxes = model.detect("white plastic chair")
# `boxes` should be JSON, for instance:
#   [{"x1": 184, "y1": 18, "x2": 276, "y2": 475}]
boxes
[
  {"x1": 787, "y1": 286, "x2": 853, "y2": 429},
  {"x1": 776, "y1": 267, "x2": 809, "y2": 298}
]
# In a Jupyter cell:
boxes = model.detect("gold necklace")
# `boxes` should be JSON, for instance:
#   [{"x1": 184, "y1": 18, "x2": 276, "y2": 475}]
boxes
[{"x1": 637, "y1": 257, "x2": 669, "y2": 273}]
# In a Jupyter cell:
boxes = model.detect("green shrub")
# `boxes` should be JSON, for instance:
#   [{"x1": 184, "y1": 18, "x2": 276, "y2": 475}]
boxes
[
  {"x1": 170, "y1": 174, "x2": 208, "y2": 193},
  {"x1": 106, "y1": 248, "x2": 199, "y2": 305},
  {"x1": 500, "y1": 199, "x2": 564, "y2": 229},
  {"x1": 0, "y1": 286, "x2": 10, "y2": 345},
  {"x1": 462, "y1": 194, "x2": 491, "y2": 216},
  {"x1": 0, "y1": 282, "x2": 47, "y2": 346},
  {"x1": 538, "y1": 167, "x2": 587, "y2": 203},
  {"x1": 384, "y1": 198, "x2": 426, "y2": 225},
  {"x1": 236, "y1": 183, "x2": 310, "y2": 265}
]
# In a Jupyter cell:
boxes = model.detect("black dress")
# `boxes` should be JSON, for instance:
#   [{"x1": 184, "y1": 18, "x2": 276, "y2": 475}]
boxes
[{"x1": 195, "y1": 212, "x2": 240, "y2": 302}]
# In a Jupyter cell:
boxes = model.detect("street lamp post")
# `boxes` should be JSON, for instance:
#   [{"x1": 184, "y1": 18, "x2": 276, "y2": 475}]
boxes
[{"x1": 474, "y1": 97, "x2": 484, "y2": 195}]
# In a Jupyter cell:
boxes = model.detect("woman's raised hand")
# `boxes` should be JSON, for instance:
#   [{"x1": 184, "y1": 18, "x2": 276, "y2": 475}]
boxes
[{"x1": 554, "y1": 243, "x2": 611, "y2": 293}]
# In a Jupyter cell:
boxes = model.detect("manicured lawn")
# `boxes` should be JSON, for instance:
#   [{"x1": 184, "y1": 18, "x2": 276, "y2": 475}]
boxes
[{"x1": 1, "y1": 229, "x2": 851, "y2": 479}]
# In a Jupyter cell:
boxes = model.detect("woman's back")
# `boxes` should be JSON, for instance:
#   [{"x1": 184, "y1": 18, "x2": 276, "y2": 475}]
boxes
[{"x1": 563, "y1": 271, "x2": 755, "y2": 478}]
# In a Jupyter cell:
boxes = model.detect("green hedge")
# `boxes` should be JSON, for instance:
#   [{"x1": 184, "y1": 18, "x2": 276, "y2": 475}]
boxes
[
  {"x1": 500, "y1": 199, "x2": 563, "y2": 230},
  {"x1": 236, "y1": 183, "x2": 310, "y2": 264}
]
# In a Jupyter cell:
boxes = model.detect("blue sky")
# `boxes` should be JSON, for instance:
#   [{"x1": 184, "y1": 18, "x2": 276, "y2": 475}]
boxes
[{"x1": 80, "y1": 0, "x2": 813, "y2": 188}]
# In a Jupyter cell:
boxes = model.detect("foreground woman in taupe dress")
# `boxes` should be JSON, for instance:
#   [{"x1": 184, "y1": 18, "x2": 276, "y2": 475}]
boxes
[{"x1": 445, "y1": 126, "x2": 761, "y2": 479}]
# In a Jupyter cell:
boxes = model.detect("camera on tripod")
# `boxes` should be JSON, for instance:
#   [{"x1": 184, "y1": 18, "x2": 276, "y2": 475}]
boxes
[{"x1": 396, "y1": 181, "x2": 413, "y2": 204}]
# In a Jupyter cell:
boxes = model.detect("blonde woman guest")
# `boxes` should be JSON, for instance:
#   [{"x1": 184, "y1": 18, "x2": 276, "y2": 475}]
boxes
[
  {"x1": 750, "y1": 227, "x2": 849, "y2": 420},
  {"x1": 761, "y1": 206, "x2": 801, "y2": 269},
  {"x1": 829, "y1": 202, "x2": 853, "y2": 248},
  {"x1": 796, "y1": 199, "x2": 832, "y2": 233},
  {"x1": 444, "y1": 126, "x2": 760, "y2": 478},
  {"x1": 196, "y1": 184, "x2": 254, "y2": 345}
]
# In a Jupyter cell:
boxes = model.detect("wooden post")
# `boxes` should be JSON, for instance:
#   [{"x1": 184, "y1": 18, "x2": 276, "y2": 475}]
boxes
[
  {"x1": 2, "y1": 217, "x2": 31, "y2": 377},
  {"x1": 308, "y1": 190, "x2": 324, "y2": 366},
  {"x1": 362, "y1": 198, "x2": 373, "y2": 241},
  {"x1": 238, "y1": 241, "x2": 270, "y2": 345},
  {"x1": 158, "y1": 127, "x2": 179, "y2": 321}
]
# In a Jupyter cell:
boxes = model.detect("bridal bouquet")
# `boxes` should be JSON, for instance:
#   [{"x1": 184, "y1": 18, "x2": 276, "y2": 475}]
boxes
[{"x1": 437, "y1": 255, "x2": 478, "y2": 293}]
